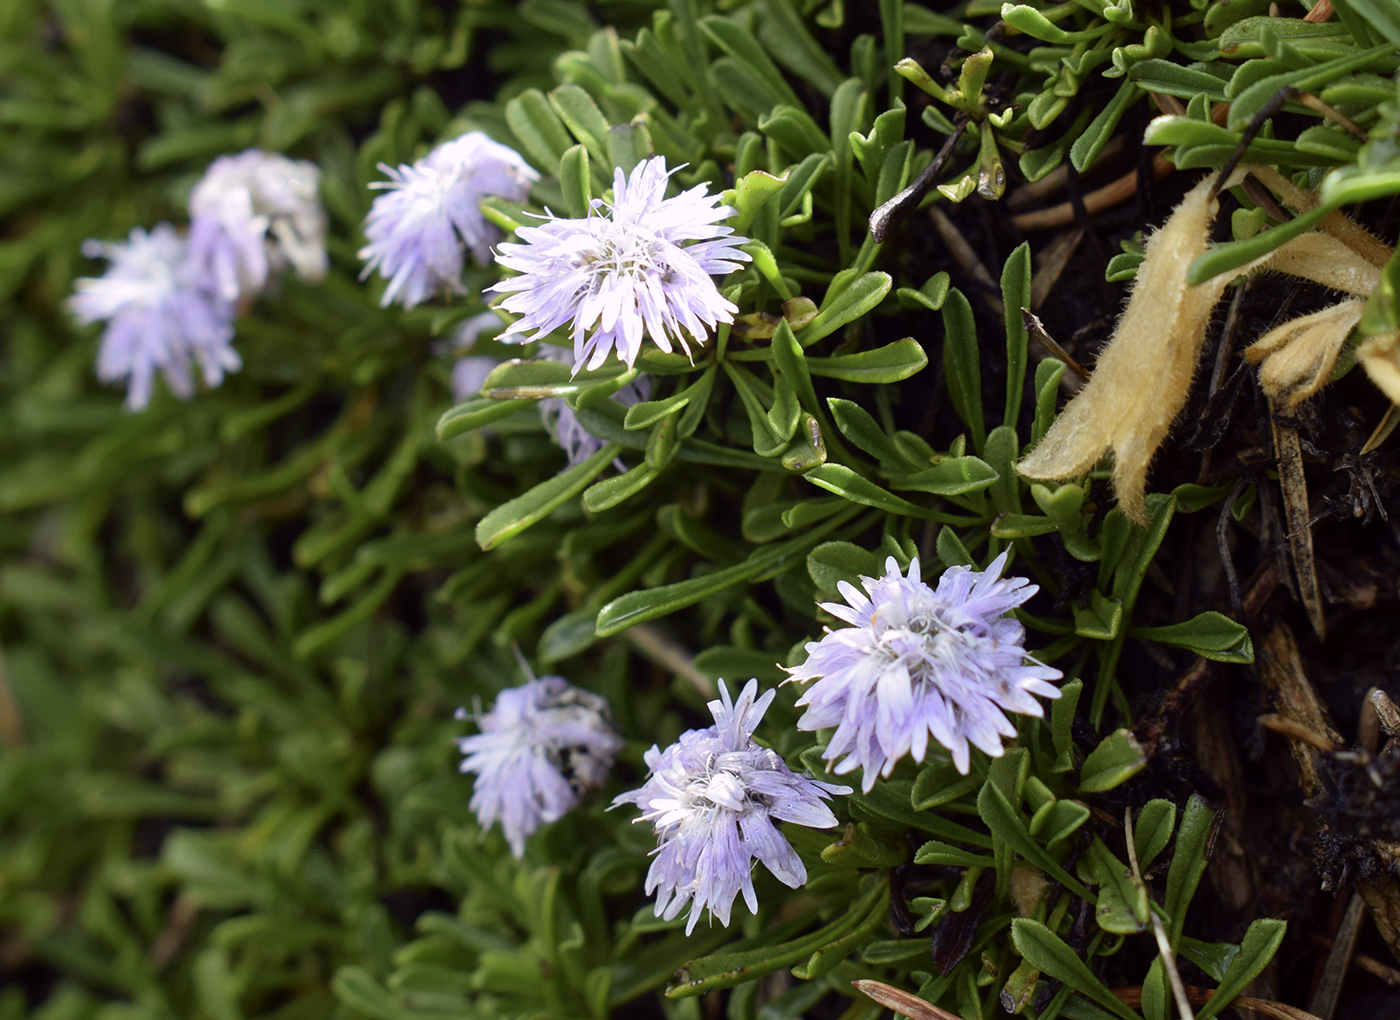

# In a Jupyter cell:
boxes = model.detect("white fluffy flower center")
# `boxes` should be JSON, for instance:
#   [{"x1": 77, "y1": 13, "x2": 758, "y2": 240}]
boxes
[
  {"x1": 577, "y1": 225, "x2": 671, "y2": 284},
  {"x1": 664, "y1": 751, "x2": 773, "y2": 821},
  {"x1": 870, "y1": 602, "x2": 984, "y2": 685}
]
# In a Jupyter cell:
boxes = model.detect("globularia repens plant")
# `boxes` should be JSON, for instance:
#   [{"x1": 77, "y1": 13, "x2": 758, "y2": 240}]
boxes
[{"x1": 5, "y1": 1, "x2": 1400, "y2": 1019}]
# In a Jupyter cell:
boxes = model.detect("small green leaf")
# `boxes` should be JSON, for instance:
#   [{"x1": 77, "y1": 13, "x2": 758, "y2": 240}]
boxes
[
  {"x1": 583, "y1": 464, "x2": 658, "y2": 512},
  {"x1": 1133, "y1": 800, "x2": 1176, "y2": 872},
  {"x1": 476, "y1": 446, "x2": 618, "y2": 550},
  {"x1": 1030, "y1": 358, "x2": 1058, "y2": 450},
  {"x1": 803, "y1": 464, "x2": 933, "y2": 517},
  {"x1": 1031, "y1": 481, "x2": 1085, "y2": 536},
  {"x1": 913, "y1": 839, "x2": 995, "y2": 868},
  {"x1": 941, "y1": 288, "x2": 985, "y2": 452},
  {"x1": 505, "y1": 88, "x2": 574, "y2": 170},
  {"x1": 899, "y1": 457, "x2": 999, "y2": 496},
  {"x1": 1132, "y1": 612, "x2": 1253, "y2": 663},
  {"x1": 1078, "y1": 729, "x2": 1146, "y2": 793},
  {"x1": 1086, "y1": 838, "x2": 1149, "y2": 934},
  {"x1": 807, "y1": 540, "x2": 882, "y2": 596},
  {"x1": 827, "y1": 398, "x2": 916, "y2": 469},
  {"x1": 624, "y1": 368, "x2": 711, "y2": 429},
  {"x1": 596, "y1": 508, "x2": 856, "y2": 635},
  {"x1": 332, "y1": 967, "x2": 408, "y2": 1020},
  {"x1": 437, "y1": 397, "x2": 534, "y2": 440},
  {"x1": 1051, "y1": 678, "x2": 1083, "y2": 773},
  {"x1": 823, "y1": 823, "x2": 909, "y2": 869},
  {"x1": 1071, "y1": 81, "x2": 1139, "y2": 172},
  {"x1": 723, "y1": 362, "x2": 789, "y2": 457},
  {"x1": 983, "y1": 425, "x2": 1021, "y2": 515},
  {"x1": 805, "y1": 337, "x2": 927, "y2": 383},
  {"x1": 726, "y1": 168, "x2": 790, "y2": 233},
  {"x1": 896, "y1": 272, "x2": 950, "y2": 312},
  {"x1": 558, "y1": 143, "x2": 592, "y2": 219},
  {"x1": 1002, "y1": 242, "x2": 1031, "y2": 426},
  {"x1": 1000, "y1": 3, "x2": 1102, "y2": 43},
  {"x1": 1128, "y1": 59, "x2": 1229, "y2": 101},
  {"x1": 1177, "y1": 936, "x2": 1240, "y2": 983},
  {"x1": 977, "y1": 782, "x2": 1093, "y2": 901},
  {"x1": 482, "y1": 358, "x2": 627, "y2": 399},
  {"x1": 667, "y1": 880, "x2": 887, "y2": 997},
  {"x1": 548, "y1": 83, "x2": 611, "y2": 164},
  {"x1": 1165, "y1": 795, "x2": 1218, "y2": 948},
  {"x1": 1194, "y1": 919, "x2": 1287, "y2": 1020},
  {"x1": 796, "y1": 272, "x2": 893, "y2": 347},
  {"x1": 936, "y1": 526, "x2": 975, "y2": 568},
  {"x1": 911, "y1": 759, "x2": 982, "y2": 810},
  {"x1": 990, "y1": 513, "x2": 1057, "y2": 539},
  {"x1": 1073, "y1": 591, "x2": 1123, "y2": 641},
  {"x1": 1010, "y1": 920, "x2": 1140, "y2": 1020}
]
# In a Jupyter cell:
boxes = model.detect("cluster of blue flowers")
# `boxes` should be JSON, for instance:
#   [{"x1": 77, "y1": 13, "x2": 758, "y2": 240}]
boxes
[
  {"x1": 69, "y1": 134, "x2": 1062, "y2": 935},
  {"x1": 459, "y1": 553, "x2": 1060, "y2": 934},
  {"x1": 69, "y1": 150, "x2": 326, "y2": 409}
]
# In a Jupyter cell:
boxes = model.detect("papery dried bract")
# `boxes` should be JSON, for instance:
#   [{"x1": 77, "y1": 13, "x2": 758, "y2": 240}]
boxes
[
  {"x1": 1246, "y1": 298, "x2": 1365, "y2": 409},
  {"x1": 1017, "y1": 175, "x2": 1233, "y2": 524},
  {"x1": 1358, "y1": 331, "x2": 1400, "y2": 406},
  {"x1": 1269, "y1": 232, "x2": 1382, "y2": 298}
]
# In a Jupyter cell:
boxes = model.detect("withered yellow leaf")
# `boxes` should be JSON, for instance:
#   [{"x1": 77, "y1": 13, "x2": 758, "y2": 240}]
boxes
[{"x1": 1017, "y1": 174, "x2": 1237, "y2": 525}]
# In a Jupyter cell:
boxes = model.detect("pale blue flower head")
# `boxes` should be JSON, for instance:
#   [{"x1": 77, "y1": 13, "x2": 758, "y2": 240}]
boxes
[
  {"x1": 456, "y1": 676, "x2": 622, "y2": 858},
  {"x1": 613, "y1": 679, "x2": 849, "y2": 935},
  {"x1": 188, "y1": 149, "x2": 327, "y2": 302},
  {"x1": 786, "y1": 553, "x2": 1062, "y2": 788},
  {"x1": 490, "y1": 156, "x2": 751, "y2": 374},
  {"x1": 68, "y1": 224, "x2": 239, "y2": 410},
  {"x1": 360, "y1": 131, "x2": 538, "y2": 308}
]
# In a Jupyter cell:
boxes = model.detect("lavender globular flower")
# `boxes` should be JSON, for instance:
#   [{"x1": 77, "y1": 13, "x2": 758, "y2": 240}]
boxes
[
  {"x1": 68, "y1": 224, "x2": 239, "y2": 410},
  {"x1": 456, "y1": 676, "x2": 622, "y2": 858},
  {"x1": 786, "y1": 553, "x2": 1062, "y2": 788},
  {"x1": 613, "y1": 679, "x2": 849, "y2": 935},
  {"x1": 188, "y1": 148, "x2": 327, "y2": 303},
  {"x1": 490, "y1": 156, "x2": 751, "y2": 373},
  {"x1": 360, "y1": 131, "x2": 538, "y2": 309}
]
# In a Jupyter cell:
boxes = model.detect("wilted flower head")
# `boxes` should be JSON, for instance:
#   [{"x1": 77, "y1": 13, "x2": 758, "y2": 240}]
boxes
[
  {"x1": 68, "y1": 224, "x2": 239, "y2": 410},
  {"x1": 188, "y1": 149, "x2": 327, "y2": 302},
  {"x1": 456, "y1": 676, "x2": 622, "y2": 858},
  {"x1": 786, "y1": 553, "x2": 1062, "y2": 787},
  {"x1": 613, "y1": 679, "x2": 849, "y2": 935},
  {"x1": 490, "y1": 156, "x2": 751, "y2": 374},
  {"x1": 360, "y1": 131, "x2": 538, "y2": 309}
]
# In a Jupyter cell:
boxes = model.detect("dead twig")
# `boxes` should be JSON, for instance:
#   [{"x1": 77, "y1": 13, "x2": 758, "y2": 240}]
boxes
[
  {"x1": 1259, "y1": 713, "x2": 1339, "y2": 753},
  {"x1": 852, "y1": 979, "x2": 963, "y2": 1020},
  {"x1": 928, "y1": 206, "x2": 1002, "y2": 319},
  {"x1": 1111, "y1": 987, "x2": 1324, "y2": 1020},
  {"x1": 1022, "y1": 309, "x2": 1090, "y2": 385},
  {"x1": 1125, "y1": 808, "x2": 1196, "y2": 1020},
  {"x1": 623, "y1": 624, "x2": 714, "y2": 697},
  {"x1": 1011, "y1": 155, "x2": 1174, "y2": 231},
  {"x1": 1308, "y1": 893, "x2": 1366, "y2": 1019},
  {"x1": 1269, "y1": 403, "x2": 1326, "y2": 642}
]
